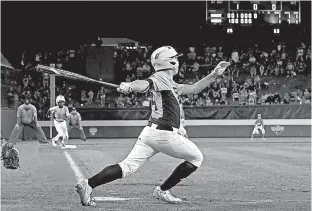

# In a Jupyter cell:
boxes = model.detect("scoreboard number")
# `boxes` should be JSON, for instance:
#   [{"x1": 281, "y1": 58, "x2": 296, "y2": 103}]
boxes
[
  {"x1": 272, "y1": 4, "x2": 276, "y2": 11},
  {"x1": 253, "y1": 4, "x2": 258, "y2": 10}
]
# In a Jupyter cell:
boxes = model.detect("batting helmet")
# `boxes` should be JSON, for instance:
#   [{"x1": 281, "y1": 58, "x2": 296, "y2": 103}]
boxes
[{"x1": 151, "y1": 46, "x2": 183, "y2": 72}]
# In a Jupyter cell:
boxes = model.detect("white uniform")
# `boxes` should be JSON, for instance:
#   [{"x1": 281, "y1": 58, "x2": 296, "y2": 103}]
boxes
[
  {"x1": 252, "y1": 118, "x2": 265, "y2": 135},
  {"x1": 118, "y1": 71, "x2": 203, "y2": 178},
  {"x1": 50, "y1": 105, "x2": 70, "y2": 143}
]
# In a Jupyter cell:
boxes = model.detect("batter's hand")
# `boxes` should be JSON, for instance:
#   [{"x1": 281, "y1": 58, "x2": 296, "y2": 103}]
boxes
[
  {"x1": 211, "y1": 61, "x2": 231, "y2": 76},
  {"x1": 117, "y1": 82, "x2": 132, "y2": 94}
]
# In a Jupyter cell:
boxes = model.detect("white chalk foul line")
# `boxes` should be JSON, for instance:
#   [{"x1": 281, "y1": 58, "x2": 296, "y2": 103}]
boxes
[
  {"x1": 63, "y1": 151, "x2": 142, "y2": 202},
  {"x1": 64, "y1": 151, "x2": 84, "y2": 181},
  {"x1": 93, "y1": 197, "x2": 141, "y2": 202}
]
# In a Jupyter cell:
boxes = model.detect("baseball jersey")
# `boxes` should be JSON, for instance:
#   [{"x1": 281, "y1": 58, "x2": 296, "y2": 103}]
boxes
[
  {"x1": 69, "y1": 112, "x2": 82, "y2": 125},
  {"x1": 255, "y1": 118, "x2": 264, "y2": 126},
  {"x1": 50, "y1": 106, "x2": 69, "y2": 122},
  {"x1": 17, "y1": 104, "x2": 37, "y2": 124},
  {"x1": 147, "y1": 71, "x2": 181, "y2": 129}
]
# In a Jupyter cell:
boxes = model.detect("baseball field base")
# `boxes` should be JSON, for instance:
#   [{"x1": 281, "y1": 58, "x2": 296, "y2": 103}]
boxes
[{"x1": 62, "y1": 145, "x2": 77, "y2": 149}]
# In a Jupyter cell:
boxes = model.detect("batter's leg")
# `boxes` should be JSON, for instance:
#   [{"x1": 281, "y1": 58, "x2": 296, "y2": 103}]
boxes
[
  {"x1": 147, "y1": 131, "x2": 203, "y2": 191},
  {"x1": 8, "y1": 124, "x2": 24, "y2": 145},
  {"x1": 29, "y1": 121, "x2": 48, "y2": 143},
  {"x1": 87, "y1": 127, "x2": 158, "y2": 189}
]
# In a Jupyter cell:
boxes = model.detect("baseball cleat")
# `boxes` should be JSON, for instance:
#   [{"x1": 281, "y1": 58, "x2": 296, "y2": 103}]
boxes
[
  {"x1": 76, "y1": 179, "x2": 96, "y2": 206},
  {"x1": 52, "y1": 138, "x2": 57, "y2": 146},
  {"x1": 61, "y1": 143, "x2": 66, "y2": 149},
  {"x1": 153, "y1": 186, "x2": 183, "y2": 204}
]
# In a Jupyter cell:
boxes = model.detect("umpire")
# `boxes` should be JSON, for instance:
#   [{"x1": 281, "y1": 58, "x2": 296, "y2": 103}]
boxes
[
  {"x1": 8, "y1": 96, "x2": 48, "y2": 145},
  {"x1": 67, "y1": 107, "x2": 87, "y2": 141}
]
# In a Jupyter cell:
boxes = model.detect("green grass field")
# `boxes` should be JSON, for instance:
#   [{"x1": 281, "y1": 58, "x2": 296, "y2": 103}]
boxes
[{"x1": 1, "y1": 137, "x2": 311, "y2": 211}]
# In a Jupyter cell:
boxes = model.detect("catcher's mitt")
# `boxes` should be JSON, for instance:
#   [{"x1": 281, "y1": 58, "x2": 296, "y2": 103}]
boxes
[{"x1": 1, "y1": 141, "x2": 20, "y2": 169}]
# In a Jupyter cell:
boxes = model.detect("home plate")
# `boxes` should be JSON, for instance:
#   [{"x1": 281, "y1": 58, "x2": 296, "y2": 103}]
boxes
[
  {"x1": 62, "y1": 145, "x2": 77, "y2": 149},
  {"x1": 93, "y1": 197, "x2": 140, "y2": 202}
]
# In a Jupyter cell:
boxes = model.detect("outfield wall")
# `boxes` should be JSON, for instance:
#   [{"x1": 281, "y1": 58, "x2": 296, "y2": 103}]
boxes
[
  {"x1": 36, "y1": 119, "x2": 311, "y2": 139},
  {"x1": 2, "y1": 108, "x2": 311, "y2": 139}
]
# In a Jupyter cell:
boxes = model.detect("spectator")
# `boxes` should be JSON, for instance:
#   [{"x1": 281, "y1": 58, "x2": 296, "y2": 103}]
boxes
[
  {"x1": 232, "y1": 87, "x2": 240, "y2": 104},
  {"x1": 303, "y1": 89, "x2": 311, "y2": 103},
  {"x1": 116, "y1": 94, "x2": 125, "y2": 107},
  {"x1": 81, "y1": 90, "x2": 88, "y2": 104},
  {"x1": 42, "y1": 72, "x2": 49, "y2": 89},
  {"x1": 88, "y1": 90, "x2": 94, "y2": 103},
  {"x1": 205, "y1": 97, "x2": 213, "y2": 106},
  {"x1": 283, "y1": 93, "x2": 290, "y2": 104},
  {"x1": 240, "y1": 86, "x2": 248, "y2": 105},
  {"x1": 96, "y1": 86, "x2": 106, "y2": 107},
  {"x1": 7, "y1": 87, "x2": 15, "y2": 108},
  {"x1": 273, "y1": 93, "x2": 281, "y2": 104}
]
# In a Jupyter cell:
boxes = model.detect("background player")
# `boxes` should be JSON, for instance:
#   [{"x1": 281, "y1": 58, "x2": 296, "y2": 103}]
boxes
[
  {"x1": 251, "y1": 113, "x2": 266, "y2": 140},
  {"x1": 76, "y1": 46, "x2": 230, "y2": 206},
  {"x1": 67, "y1": 107, "x2": 87, "y2": 141},
  {"x1": 7, "y1": 96, "x2": 48, "y2": 145},
  {"x1": 48, "y1": 95, "x2": 70, "y2": 148}
]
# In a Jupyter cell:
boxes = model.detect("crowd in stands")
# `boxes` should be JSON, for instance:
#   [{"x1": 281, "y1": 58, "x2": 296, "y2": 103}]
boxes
[
  {"x1": 1, "y1": 40, "x2": 311, "y2": 120},
  {"x1": 114, "y1": 42, "x2": 311, "y2": 107}
]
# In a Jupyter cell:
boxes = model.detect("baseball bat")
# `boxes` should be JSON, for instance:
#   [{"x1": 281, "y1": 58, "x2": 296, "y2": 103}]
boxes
[{"x1": 36, "y1": 65, "x2": 119, "y2": 88}]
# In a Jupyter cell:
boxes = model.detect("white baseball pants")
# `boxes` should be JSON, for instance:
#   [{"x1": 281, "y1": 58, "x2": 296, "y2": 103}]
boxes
[
  {"x1": 253, "y1": 125, "x2": 265, "y2": 135},
  {"x1": 118, "y1": 124, "x2": 203, "y2": 178},
  {"x1": 53, "y1": 120, "x2": 69, "y2": 144}
]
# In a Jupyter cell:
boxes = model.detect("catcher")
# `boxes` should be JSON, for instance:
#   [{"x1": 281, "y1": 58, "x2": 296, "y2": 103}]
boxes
[{"x1": 1, "y1": 140, "x2": 20, "y2": 169}]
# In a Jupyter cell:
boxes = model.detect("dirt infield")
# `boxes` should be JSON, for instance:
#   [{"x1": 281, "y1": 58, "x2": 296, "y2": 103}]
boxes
[{"x1": 1, "y1": 138, "x2": 311, "y2": 211}]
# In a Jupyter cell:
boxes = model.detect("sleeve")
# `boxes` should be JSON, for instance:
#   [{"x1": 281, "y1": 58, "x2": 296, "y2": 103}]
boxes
[
  {"x1": 17, "y1": 106, "x2": 22, "y2": 118},
  {"x1": 148, "y1": 72, "x2": 172, "y2": 92},
  {"x1": 31, "y1": 105, "x2": 37, "y2": 114}
]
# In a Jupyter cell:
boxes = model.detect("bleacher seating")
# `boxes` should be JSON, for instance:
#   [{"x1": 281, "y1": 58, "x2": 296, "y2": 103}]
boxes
[{"x1": 1, "y1": 41, "x2": 311, "y2": 120}]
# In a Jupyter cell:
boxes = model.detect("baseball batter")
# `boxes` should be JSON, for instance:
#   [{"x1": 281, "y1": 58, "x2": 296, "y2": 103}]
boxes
[
  {"x1": 8, "y1": 97, "x2": 48, "y2": 145},
  {"x1": 67, "y1": 107, "x2": 86, "y2": 141},
  {"x1": 251, "y1": 113, "x2": 266, "y2": 140},
  {"x1": 76, "y1": 46, "x2": 230, "y2": 206},
  {"x1": 48, "y1": 95, "x2": 70, "y2": 148}
]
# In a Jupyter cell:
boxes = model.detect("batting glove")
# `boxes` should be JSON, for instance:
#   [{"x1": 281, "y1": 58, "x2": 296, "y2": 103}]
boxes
[
  {"x1": 211, "y1": 61, "x2": 231, "y2": 76},
  {"x1": 117, "y1": 82, "x2": 132, "y2": 94}
]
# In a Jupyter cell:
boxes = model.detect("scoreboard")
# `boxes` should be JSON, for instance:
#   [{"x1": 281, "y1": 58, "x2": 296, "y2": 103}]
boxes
[{"x1": 206, "y1": 1, "x2": 301, "y2": 25}]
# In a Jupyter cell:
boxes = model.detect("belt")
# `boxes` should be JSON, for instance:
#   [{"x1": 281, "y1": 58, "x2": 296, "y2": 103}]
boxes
[
  {"x1": 147, "y1": 122, "x2": 178, "y2": 133},
  {"x1": 54, "y1": 119, "x2": 64, "y2": 123}
]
